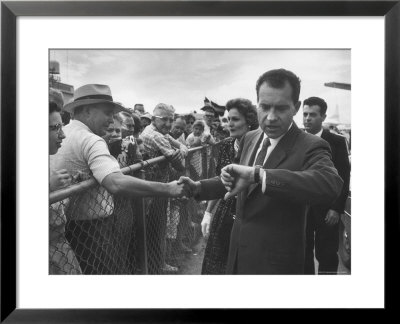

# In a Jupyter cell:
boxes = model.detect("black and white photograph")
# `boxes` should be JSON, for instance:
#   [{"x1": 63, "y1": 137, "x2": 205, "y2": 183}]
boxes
[
  {"x1": 48, "y1": 49, "x2": 351, "y2": 276},
  {"x1": 2, "y1": 1, "x2": 394, "y2": 316}
]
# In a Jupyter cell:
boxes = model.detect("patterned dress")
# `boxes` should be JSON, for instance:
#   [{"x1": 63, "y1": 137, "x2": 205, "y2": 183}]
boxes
[{"x1": 201, "y1": 137, "x2": 237, "y2": 274}]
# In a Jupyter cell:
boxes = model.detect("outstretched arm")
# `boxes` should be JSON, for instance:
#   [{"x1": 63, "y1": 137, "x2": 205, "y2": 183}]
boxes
[{"x1": 102, "y1": 172, "x2": 189, "y2": 198}]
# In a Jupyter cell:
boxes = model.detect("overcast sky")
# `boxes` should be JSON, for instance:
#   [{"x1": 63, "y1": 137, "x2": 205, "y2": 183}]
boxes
[{"x1": 51, "y1": 49, "x2": 351, "y2": 125}]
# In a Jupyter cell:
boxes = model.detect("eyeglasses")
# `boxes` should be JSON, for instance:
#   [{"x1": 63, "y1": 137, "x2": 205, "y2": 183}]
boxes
[
  {"x1": 49, "y1": 123, "x2": 63, "y2": 133},
  {"x1": 154, "y1": 115, "x2": 174, "y2": 123}
]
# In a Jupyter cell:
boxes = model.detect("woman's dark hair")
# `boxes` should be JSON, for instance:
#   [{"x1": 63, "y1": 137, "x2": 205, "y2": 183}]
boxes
[
  {"x1": 49, "y1": 101, "x2": 61, "y2": 114},
  {"x1": 49, "y1": 88, "x2": 63, "y2": 114},
  {"x1": 226, "y1": 98, "x2": 259, "y2": 131}
]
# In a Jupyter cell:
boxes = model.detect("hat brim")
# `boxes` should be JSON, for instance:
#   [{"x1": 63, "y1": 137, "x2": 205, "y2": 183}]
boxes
[
  {"x1": 63, "y1": 98, "x2": 128, "y2": 114},
  {"x1": 213, "y1": 107, "x2": 225, "y2": 117}
]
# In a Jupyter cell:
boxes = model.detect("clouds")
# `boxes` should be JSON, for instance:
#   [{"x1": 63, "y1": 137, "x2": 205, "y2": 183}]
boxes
[{"x1": 51, "y1": 49, "x2": 350, "y2": 124}]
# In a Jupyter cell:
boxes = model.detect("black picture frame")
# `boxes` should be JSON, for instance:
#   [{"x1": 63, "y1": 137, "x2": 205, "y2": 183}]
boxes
[{"x1": 1, "y1": 0, "x2": 398, "y2": 321}]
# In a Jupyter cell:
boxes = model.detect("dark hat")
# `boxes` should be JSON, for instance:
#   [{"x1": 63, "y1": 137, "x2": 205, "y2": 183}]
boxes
[
  {"x1": 210, "y1": 100, "x2": 226, "y2": 117},
  {"x1": 200, "y1": 97, "x2": 216, "y2": 114}
]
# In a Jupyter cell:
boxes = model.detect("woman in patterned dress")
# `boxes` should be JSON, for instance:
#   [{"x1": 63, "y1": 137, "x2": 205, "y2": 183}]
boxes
[{"x1": 201, "y1": 98, "x2": 258, "y2": 274}]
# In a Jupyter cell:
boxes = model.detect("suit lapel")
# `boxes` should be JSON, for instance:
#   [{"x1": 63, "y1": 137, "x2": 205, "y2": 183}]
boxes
[
  {"x1": 246, "y1": 123, "x2": 300, "y2": 198},
  {"x1": 238, "y1": 129, "x2": 263, "y2": 201},
  {"x1": 242, "y1": 129, "x2": 264, "y2": 166}
]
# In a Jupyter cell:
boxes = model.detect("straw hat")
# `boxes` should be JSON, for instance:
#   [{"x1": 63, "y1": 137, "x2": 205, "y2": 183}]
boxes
[{"x1": 63, "y1": 84, "x2": 127, "y2": 114}]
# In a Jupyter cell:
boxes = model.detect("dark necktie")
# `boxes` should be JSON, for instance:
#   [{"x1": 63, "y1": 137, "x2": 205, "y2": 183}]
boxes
[{"x1": 254, "y1": 137, "x2": 271, "y2": 166}]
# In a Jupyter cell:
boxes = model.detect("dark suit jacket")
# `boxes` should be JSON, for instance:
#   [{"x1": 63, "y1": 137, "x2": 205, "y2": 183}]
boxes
[
  {"x1": 197, "y1": 123, "x2": 343, "y2": 274},
  {"x1": 320, "y1": 129, "x2": 350, "y2": 213}
]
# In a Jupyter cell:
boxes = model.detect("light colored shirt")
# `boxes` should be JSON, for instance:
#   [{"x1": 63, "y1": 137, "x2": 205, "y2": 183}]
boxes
[{"x1": 50, "y1": 120, "x2": 120, "y2": 184}]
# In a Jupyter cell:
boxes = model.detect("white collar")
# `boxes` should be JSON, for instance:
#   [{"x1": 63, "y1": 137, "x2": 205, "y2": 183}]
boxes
[
  {"x1": 306, "y1": 128, "x2": 323, "y2": 137},
  {"x1": 262, "y1": 122, "x2": 293, "y2": 145}
]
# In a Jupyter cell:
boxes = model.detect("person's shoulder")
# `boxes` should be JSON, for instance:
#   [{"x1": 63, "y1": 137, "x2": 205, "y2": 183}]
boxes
[
  {"x1": 299, "y1": 130, "x2": 329, "y2": 147},
  {"x1": 243, "y1": 128, "x2": 262, "y2": 141},
  {"x1": 322, "y1": 129, "x2": 347, "y2": 145},
  {"x1": 220, "y1": 136, "x2": 235, "y2": 147}
]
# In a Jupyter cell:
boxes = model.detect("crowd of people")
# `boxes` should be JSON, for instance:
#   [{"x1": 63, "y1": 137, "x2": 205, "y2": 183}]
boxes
[{"x1": 49, "y1": 68, "x2": 350, "y2": 275}]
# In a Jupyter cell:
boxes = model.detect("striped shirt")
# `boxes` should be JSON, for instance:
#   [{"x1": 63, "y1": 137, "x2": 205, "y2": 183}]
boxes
[{"x1": 50, "y1": 120, "x2": 120, "y2": 184}]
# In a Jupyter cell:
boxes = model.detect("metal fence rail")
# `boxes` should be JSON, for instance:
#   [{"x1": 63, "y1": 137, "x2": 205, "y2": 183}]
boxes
[{"x1": 49, "y1": 144, "x2": 221, "y2": 275}]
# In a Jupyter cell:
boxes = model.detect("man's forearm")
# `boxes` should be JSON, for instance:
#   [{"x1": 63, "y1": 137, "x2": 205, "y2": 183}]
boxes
[{"x1": 102, "y1": 172, "x2": 172, "y2": 197}]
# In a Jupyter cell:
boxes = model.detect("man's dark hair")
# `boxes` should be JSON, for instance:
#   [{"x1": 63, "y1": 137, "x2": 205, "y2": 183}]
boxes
[
  {"x1": 49, "y1": 101, "x2": 61, "y2": 114},
  {"x1": 134, "y1": 103, "x2": 144, "y2": 109},
  {"x1": 303, "y1": 96, "x2": 328, "y2": 116},
  {"x1": 255, "y1": 69, "x2": 301, "y2": 104},
  {"x1": 226, "y1": 98, "x2": 259, "y2": 131}
]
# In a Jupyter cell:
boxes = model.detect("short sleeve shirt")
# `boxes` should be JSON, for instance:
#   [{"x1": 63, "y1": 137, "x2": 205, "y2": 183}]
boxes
[{"x1": 50, "y1": 120, "x2": 120, "y2": 184}]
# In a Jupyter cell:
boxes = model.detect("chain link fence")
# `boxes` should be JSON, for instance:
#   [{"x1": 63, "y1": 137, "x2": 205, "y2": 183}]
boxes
[{"x1": 49, "y1": 143, "x2": 221, "y2": 275}]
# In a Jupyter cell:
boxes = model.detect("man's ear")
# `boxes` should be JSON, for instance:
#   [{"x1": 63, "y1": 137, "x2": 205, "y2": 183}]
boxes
[{"x1": 322, "y1": 114, "x2": 327, "y2": 122}]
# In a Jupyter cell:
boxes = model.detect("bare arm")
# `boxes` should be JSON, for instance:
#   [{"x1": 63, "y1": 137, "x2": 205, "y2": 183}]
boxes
[{"x1": 101, "y1": 172, "x2": 187, "y2": 198}]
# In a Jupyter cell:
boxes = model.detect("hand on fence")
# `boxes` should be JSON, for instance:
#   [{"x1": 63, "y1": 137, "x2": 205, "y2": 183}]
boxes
[
  {"x1": 201, "y1": 211, "x2": 213, "y2": 238},
  {"x1": 50, "y1": 169, "x2": 72, "y2": 192},
  {"x1": 169, "y1": 150, "x2": 183, "y2": 163},
  {"x1": 178, "y1": 176, "x2": 201, "y2": 197},
  {"x1": 179, "y1": 145, "x2": 188, "y2": 158},
  {"x1": 221, "y1": 164, "x2": 254, "y2": 200}
]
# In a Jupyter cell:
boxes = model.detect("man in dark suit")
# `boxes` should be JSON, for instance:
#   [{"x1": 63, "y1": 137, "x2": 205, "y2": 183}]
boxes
[
  {"x1": 302, "y1": 97, "x2": 351, "y2": 275},
  {"x1": 179, "y1": 69, "x2": 343, "y2": 274}
]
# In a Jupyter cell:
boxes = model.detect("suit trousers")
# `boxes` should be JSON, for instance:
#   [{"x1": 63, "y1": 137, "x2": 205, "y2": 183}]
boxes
[{"x1": 304, "y1": 210, "x2": 340, "y2": 275}]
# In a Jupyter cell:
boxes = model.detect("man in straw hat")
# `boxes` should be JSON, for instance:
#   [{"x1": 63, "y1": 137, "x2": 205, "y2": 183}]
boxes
[{"x1": 51, "y1": 84, "x2": 189, "y2": 199}]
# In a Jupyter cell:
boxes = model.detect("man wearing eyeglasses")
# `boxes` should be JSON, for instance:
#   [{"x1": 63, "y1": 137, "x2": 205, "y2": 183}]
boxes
[
  {"x1": 141, "y1": 103, "x2": 188, "y2": 173},
  {"x1": 140, "y1": 103, "x2": 189, "y2": 274}
]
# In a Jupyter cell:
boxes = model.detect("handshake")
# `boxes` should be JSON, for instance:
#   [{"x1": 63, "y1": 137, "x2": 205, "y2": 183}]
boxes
[{"x1": 168, "y1": 164, "x2": 259, "y2": 199}]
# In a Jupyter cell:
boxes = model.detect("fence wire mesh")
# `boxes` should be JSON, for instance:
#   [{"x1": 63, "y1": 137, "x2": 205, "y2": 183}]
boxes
[{"x1": 49, "y1": 143, "x2": 221, "y2": 275}]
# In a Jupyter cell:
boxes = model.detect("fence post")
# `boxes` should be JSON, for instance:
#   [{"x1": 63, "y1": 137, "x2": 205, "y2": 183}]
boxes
[
  {"x1": 134, "y1": 170, "x2": 148, "y2": 274},
  {"x1": 201, "y1": 146, "x2": 208, "y2": 180}
]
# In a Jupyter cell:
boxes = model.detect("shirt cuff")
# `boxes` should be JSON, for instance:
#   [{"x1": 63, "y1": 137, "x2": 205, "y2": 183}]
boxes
[{"x1": 261, "y1": 169, "x2": 267, "y2": 193}]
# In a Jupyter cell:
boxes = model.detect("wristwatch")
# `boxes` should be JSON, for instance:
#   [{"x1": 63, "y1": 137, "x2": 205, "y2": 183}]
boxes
[{"x1": 254, "y1": 165, "x2": 262, "y2": 183}]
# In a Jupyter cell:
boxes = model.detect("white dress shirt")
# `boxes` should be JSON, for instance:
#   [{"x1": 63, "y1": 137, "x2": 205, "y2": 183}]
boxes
[{"x1": 257, "y1": 123, "x2": 293, "y2": 193}]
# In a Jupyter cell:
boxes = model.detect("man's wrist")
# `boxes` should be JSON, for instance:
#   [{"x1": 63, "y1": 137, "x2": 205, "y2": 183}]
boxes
[
  {"x1": 254, "y1": 165, "x2": 261, "y2": 183},
  {"x1": 193, "y1": 181, "x2": 202, "y2": 197}
]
